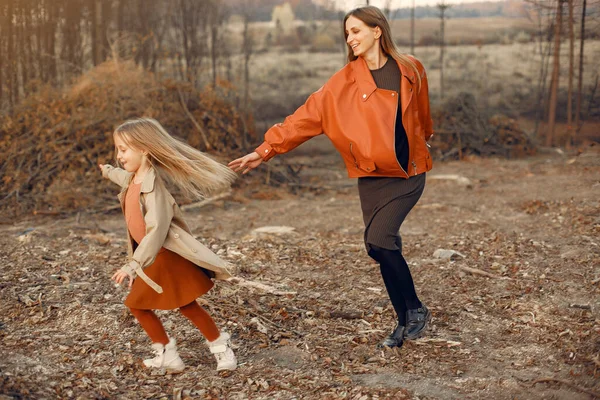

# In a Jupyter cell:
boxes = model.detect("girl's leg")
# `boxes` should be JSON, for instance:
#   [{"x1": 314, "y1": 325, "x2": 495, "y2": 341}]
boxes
[
  {"x1": 129, "y1": 308, "x2": 169, "y2": 345},
  {"x1": 130, "y1": 307, "x2": 185, "y2": 372},
  {"x1": 178, "y1": 301, "x2": 220, "y2": 342}
]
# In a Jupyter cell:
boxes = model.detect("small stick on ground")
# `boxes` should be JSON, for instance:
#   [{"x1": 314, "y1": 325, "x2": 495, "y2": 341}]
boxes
[
  {"x1": 532, "y1": 377, "x2": 600, "y2": 398},
  {"x1": 459, "y1": 265, "x2": 509, "y2": 279},
  {"x1": 227, "y1": 276, "x2": 297, "y2": 296},
  {"x1": 181, "y1": 191, "x2": 232, "y2": 212}
]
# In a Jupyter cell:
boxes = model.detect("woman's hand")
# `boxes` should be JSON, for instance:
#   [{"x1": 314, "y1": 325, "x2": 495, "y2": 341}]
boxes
[
  {"x1": 228, "y1": 152, "x2": 263, "y2": 174},
  {"x1": 111, "y1": 269, "x2": 133, "y2": 289}
]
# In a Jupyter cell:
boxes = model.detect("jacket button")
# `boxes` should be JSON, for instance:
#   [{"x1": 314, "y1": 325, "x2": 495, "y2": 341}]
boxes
[
  {"x1": 264, "y1": 149, "x2": 269, "y2": 153},
  {"x1": 192, "y1": 248, "x2": 197, "y2": 253},
  {"x1": 391, "y1": 93, "x2": 395, "y2": 97},
  {"x1": 174, "y1": 233, "x2": 180, "y2": 239},
  {"x1": 362, "y1": 94, "x2": 367, "y2": 99}
]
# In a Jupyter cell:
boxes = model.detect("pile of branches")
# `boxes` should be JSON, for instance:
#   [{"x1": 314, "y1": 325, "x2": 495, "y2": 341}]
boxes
[
  {"x1": 0, "y1": 60, "x2": 255, "y2": 219},
  {"x1": 432, "y1": 92, "x2": 536, "y2": 160}
]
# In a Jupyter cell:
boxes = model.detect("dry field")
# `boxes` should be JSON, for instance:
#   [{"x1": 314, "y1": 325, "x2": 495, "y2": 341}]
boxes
[
  {"x1": 229, "y1": 17, "x2": 537, "y2": 48},
  {"x1": 247, "y1": 39, "x2": 600, "y2": 126},
  {"x1": 1, "y1": 140, "x2": 599, "y2": 399}
]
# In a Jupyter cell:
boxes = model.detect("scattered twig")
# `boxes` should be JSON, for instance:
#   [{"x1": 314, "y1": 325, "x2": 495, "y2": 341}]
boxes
[
  {"x1": 459, "y1": 265, "x2": 509, "y2": 280},
  {"x1": 532, "y1": 377, "x2": 600, "y2": 398},
  {"x1": 180, "y1": 191, "x2": 232, "y2": 212},
  {"x1": 415, "y1": 338, "x2": 462, "y2": 347},
  {"x1": 327, "y1": 310, "x2": 364, "y2": 320},
  {"x1": 227, "y1": 276, "x2": 297, "y2": 296},
  {"x1": 569, "y1": 303, "x2": 592, "y2": 310}
]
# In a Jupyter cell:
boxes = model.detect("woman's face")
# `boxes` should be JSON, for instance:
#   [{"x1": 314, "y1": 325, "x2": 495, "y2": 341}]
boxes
[{"x1": 345, "y1": 15, "x2": 381, "y2": 58}]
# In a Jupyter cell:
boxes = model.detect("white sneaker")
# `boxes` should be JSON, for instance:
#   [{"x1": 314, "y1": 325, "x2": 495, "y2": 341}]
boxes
[
  {"x1": 143, "y1": 338, "x2": 185, "y2": 373},
  {"x1": 208, "y1": 332, "x2": 237, "y2": 371}
]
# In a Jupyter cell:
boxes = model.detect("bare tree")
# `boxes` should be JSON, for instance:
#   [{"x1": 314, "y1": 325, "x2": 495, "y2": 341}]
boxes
[
  {"x1": 383, "y1": 0, "x2": 393, "y2": 20},
  {"x1": 437, "y1": 2, "x2": 450, "y2": 100},
  {"x1": 524, "y1": 1, "x2": 554, "y2": 137},
  {"x1": 410, "y1": 0, "x2": 415, "y2": 55},
  {"x1": 0, "y1": 2, "x2": 5, "y2": 108},
  {"x1": 575, "y1": 0, "x2": 587, "y2": 133},
  {"x1": 566, "y1": 0, "x2": 574, "y2": 145},
  {"x1": 172, "y1": 0, "x2": 209, "y2": 84},
  {"x1": 241, "y1": 1, "x2": 254, "y2": 114},
  {"x1": 546, "y1": 0, "x2": 565, "y2": 146},
  {"x1": 208, "y1": 1, "x2": 227, "y2": 86},
  {"x1": 7, "y1": 0, "x2": 16, "y2": 106}
]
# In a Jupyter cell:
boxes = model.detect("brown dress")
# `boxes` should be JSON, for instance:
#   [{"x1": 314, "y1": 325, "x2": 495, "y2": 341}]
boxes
[{"x1": 123, "y1": 182, "x2": 213, "y2": 310}]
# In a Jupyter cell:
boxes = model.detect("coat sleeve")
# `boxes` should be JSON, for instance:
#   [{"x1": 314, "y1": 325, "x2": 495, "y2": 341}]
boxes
[
  {"x1": 414, "y1": 59, "x2": 434, "y2": 141},
  {"x1": 255, "y1": 86, "x2": 326, "y2": 161},
  {"x1": 123, "y1": 179, "x2": 174, "y2": 290},
  {"x1": 101, "y1": 164, "x2": 132, "y2": 188}
]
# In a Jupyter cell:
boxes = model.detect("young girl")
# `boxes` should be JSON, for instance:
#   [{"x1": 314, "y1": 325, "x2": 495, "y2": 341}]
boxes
[{"x1": 99, "y1": 117, "x2": 238, "y2": 372}]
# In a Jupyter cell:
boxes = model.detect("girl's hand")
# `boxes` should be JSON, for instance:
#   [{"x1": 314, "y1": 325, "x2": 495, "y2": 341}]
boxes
[
  {"x1": 228, "y1": 152, "x2": 263, "y2": 174},
  {"x1": 111, "y1": 269, "x2": 133, "y2": 289}
]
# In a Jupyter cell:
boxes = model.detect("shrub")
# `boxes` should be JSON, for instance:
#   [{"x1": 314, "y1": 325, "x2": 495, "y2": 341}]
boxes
[{"x1": 310, "y1": 33, "x2": 338, "y2": 53}]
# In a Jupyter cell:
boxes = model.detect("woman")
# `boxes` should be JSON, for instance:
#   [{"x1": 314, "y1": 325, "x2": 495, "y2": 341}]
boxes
[{"x1": 229, "y1": 6, "x2": 433, "y2": 348}]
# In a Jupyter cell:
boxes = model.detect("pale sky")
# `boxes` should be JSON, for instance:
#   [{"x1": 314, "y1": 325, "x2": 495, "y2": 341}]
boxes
[{"x1": 334, "y1": 0, "x2": 501, "y2": 8}]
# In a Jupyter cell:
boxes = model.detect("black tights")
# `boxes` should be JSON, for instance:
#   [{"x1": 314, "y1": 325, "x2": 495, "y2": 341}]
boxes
[{"x1": 368, "y1": 244, "x2": 422, "y2": 325}]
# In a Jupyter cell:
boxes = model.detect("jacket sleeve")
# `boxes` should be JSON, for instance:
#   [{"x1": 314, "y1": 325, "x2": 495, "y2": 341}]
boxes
[
  {"x1": 255, "y1": 86, "x2": 325, "y2": 161},
  {"x1": 124, "y1": 179, "x2": 174, "y2": 289},
  {"x1": 415, "y1": 59, "x2": 434, "y2": 141},
  {"x1": 101, "y1": 164, "x2": 132, "y2": 188}
]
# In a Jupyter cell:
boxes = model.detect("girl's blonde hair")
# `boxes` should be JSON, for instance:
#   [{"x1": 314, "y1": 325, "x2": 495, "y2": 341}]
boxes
[
  {"x1": 343, "y1": 6, "x2": 421, "y2": 90},
  {"x1": 114, "y1": 118, "x2": 237, "y2": 199}
]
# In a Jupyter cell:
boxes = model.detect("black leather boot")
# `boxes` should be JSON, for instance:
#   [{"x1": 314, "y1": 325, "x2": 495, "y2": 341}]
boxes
[
  {"x1": 404, "y1": 305, "x2": 431, "y2": 340},
  {"x1": 378, "y1": 323, "x2": 405, "y2": 348}
]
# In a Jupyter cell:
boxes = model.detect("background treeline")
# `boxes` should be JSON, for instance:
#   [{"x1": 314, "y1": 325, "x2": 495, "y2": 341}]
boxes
[{"x1": 0, "y1": 0, "x2": 251, "y2": 111}]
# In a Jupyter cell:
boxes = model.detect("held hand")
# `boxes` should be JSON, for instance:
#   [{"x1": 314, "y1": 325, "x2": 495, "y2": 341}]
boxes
[
  {"x1": 228, "y1": 152, "x2": 263, "y2": 174},
  {"x1": 111, "y1": 269, "x2": 133, "y2": 289}
]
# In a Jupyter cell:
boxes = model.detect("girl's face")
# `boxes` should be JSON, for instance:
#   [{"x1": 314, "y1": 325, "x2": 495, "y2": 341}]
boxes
[
  {"x1": 114, "y1": 134, "x2": 146, "y2": 173},
  {"x1": 345, "y1": 16, "x2": 381, "y2": 59}
]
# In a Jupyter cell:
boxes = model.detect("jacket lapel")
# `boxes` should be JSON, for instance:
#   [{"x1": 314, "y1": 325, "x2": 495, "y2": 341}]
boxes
[
  {"x1": 140, "y1": 168, "x2": 156, "y2": 194},
  {"x1": 351, "y1": 57, "x2": 378, "y2": 102},
  {"x1": 352, "y1": 57, "x2": 415, "y2": 116},
  {"x1": 397, "y1": 60, "x2": 415, "y2": 118}
]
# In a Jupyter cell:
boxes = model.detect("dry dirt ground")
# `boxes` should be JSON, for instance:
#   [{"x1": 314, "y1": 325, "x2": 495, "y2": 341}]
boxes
[{"x1": 1, "y1": 139, "x2": 599, "y2": 399}]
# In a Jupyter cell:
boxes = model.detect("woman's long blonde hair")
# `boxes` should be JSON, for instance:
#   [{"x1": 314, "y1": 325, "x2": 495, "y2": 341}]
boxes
[
  {"x1": 114, "y1": 118, "x2": 236, "y2": 199},
  {"x1": 343, "y1": 6, "x2": 421, "y2": 90}
]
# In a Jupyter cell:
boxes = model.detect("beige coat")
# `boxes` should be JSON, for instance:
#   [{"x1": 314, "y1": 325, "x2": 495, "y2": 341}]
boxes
[{"x1": 101, "y1": 165, "x2": 233, "y2": 293}]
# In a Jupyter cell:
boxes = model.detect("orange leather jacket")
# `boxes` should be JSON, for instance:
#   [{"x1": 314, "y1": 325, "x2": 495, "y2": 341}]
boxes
[{"x1": 255, "y1": 55, "x2": 434, "y2": 178}]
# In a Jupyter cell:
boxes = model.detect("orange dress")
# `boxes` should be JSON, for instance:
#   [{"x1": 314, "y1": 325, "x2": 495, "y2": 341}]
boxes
[{"x1": 123, "y1": 182, "x2": 214, "y2": 310}]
